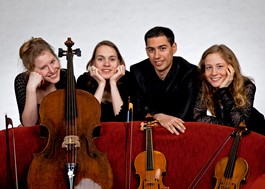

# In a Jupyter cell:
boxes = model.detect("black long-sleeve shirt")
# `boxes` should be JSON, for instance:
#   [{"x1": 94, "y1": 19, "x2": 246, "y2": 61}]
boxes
[
  {"x1": 193, "y1": 79, "x2": 265, "y2": 135},
  {"x1": 130, "y1": 56, "x2": 199, "y2": 121}
]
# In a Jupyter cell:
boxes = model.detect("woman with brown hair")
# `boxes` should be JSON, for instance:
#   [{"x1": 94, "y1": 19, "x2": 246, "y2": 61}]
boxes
[{"x1": 77, "y1": 40, "x2": 130, "y2": 121}]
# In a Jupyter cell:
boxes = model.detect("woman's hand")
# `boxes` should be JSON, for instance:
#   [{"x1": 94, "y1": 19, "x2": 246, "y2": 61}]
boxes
[
  {"x1": 27, "y1": 71, "x2": 44, "y2": 90},
  {"x1": 220, "y1": 65, "x2": 234, "y2": 88},
  {"x1": 90, "y1": 66, "x2": 106, "y2": 85},
  {"x1": 110, "y1": 65, "x2": 125, "y2": 84}
]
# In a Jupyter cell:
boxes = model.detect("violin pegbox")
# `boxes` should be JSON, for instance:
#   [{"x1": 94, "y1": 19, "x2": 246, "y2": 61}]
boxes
[
  {"x1": 233, "y1": 121, "x2": 250, "y2": 138},
  {"x1": 140, "y1": 113, "x2": 159, "y2": 131}
]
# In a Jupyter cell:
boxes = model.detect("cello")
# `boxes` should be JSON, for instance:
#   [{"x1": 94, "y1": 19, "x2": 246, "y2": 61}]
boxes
[
  {"x1": 214, "y1": 122, "x2": 249, "y2": 189},
  {"x1": 134, "y1": 113, "x2": 169, "y2": 189},
  {"x1": 27, "y1": 38, "x2": 113, "y2": 189}
]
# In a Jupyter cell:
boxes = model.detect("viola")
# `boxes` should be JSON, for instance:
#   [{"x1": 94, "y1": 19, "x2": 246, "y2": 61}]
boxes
[
  {"x1": 27, "y1": 38, "x2": 113, "y2": 189},
  {"x1": 214, "y1": 122, "x2": 249, "y2": 189},
  {"x1": 134, "y1": 113, "x2": 169, "y2": 189}
]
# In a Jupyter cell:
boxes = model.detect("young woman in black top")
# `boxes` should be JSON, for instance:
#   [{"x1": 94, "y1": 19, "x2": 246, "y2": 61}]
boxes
[
  {"x1": 14, "y1": 37, "x2": 67, "y2": 126},
  {"x1": 77, "y1": 40, "x2": 130, "y2": 122},
  {"x1": 193, "y1": 44, "x2": 265, "y2": 135}
]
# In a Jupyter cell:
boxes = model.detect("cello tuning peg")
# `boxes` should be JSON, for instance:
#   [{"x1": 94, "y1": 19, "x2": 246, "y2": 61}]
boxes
[
  {"x1": 74, "y1": 49, "x2": 81, "y2": 57},
  {"x1": 58, "y1": 48, "x2": 66, "y2": 57}
]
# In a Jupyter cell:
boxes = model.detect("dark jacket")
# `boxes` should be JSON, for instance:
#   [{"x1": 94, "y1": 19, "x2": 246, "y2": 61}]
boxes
[{"x1": 130, "y1": 56, "x2": 199, "y2": 121}]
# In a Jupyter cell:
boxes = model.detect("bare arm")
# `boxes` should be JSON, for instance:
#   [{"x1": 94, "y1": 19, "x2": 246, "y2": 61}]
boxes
[
  {"x1": 110, "y1": 65, "x2": 125, "y2": 115},
  {"x1": 22, "y1": 72, "x2": 43, "y2": 126},
  {"x1": 90, "y1": 66, "x2": 106, "y2": 103}
]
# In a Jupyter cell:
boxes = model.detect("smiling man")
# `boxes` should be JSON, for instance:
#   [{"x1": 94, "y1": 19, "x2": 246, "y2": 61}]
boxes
[{"x1": 130, "y1": 26, "x2": 199, "y2": 135}]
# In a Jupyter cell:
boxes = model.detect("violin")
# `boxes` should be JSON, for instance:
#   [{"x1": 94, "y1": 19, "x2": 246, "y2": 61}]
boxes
[
  {"x1": 134, "y1": 113, "x2": 169, "y2": 189},
  {"x1": 214, "y1": 122, "x2": 249, "y2": 189},
  {"x1": 27, "y1": 38, "x2": 113, "y2": 189}
]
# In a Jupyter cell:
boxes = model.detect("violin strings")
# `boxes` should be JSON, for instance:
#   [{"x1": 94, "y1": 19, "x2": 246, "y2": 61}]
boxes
[
  {"x1": 187, "y1": 133, "x2": 232, "y2": 189},
  {"x1": 223, "y1": 132, "x2": 240, "y2": 187}
]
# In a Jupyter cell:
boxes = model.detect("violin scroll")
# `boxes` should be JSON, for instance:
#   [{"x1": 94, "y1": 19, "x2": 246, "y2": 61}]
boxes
[{"x1": 140, "y1": 113, "x2": 158, "y2": 131}]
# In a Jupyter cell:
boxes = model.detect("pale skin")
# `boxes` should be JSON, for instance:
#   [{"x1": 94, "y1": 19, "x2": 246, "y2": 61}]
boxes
[
  {"x1": 204, "y1": 53, "x2": 235, "y2": 89},
  {"x1": 89, "y1": 45, "x2": 125, "y2": 116},
  {"x1": 22, "y1": 51, "x2": 60, "y2": 126},
  {"x1": 145, "y1": 36, "x2": 185, "y2": 135}
]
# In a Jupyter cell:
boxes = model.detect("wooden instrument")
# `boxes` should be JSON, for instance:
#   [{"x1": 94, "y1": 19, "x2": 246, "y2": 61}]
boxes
[
  {"x1": 134, "y1": 113, "x2": 169, "y2": 189},
  {"x1": 27, "y1": 38, "x2": 113, "y2": 189},
  {"x1": 214, "y1": 122, "x2": 249, "y2": 189}
]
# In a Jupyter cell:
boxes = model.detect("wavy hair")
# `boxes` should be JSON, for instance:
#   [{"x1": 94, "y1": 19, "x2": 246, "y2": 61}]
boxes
[{"x1": 198, "y1": 44, "x2": 251, "y2": 115}]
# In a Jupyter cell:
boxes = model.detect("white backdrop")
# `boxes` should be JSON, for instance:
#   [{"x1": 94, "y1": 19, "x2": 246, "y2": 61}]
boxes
[{"x1": 0, "y1": 0, "x2": 265, "y2": 130}]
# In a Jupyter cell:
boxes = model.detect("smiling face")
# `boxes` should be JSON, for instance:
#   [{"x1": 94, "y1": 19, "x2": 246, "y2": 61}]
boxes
[
  {"x1": 33, "y1": 50, "x2": 60, "y2": 84},
  {"x1": 93, "y1": 45, "x2": 120, "y2": 79},
  {"x1": 204, "y1": 52, "x2": 229, "y2": 88},
  {"x1": 145, "y1": 36, "x2": 176, "y2": 79}
]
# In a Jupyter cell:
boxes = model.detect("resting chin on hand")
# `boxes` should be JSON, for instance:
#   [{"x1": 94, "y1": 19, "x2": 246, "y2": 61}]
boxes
[{"x1": 153, "y1": 113, "x2": 186, "y2": 135}]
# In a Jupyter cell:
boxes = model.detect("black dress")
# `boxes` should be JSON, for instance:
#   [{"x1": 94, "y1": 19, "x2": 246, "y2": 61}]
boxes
[
  {"x1": 193, "y1": 79, "x2": 265, "y2": 135},
  {"x1": 76, "y1": 70, "x2": 130, "y2": 122}
]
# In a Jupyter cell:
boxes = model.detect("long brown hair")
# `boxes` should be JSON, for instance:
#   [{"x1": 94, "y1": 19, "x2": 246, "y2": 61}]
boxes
[
  {"x1": 86, "y1": 40, "x2": 125, "y2": 70},
  {"x1": 198, "y1": 44, "x2": 251, "y2": 115}
]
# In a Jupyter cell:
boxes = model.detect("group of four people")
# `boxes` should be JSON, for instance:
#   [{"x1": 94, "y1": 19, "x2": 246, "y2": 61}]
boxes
[{"x1": 14, "y1": 26, "x2": 265, "y2": 135}]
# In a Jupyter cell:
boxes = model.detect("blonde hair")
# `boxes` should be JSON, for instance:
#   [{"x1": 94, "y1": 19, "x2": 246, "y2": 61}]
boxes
[
  {"x1": 198, "y1": 44, "x2": 251, "y2": 115},
  {"x1": 19, "y1": 37, "x2": 58, "y2": 72}
]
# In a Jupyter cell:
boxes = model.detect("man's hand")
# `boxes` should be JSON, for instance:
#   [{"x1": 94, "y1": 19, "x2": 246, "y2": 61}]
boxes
[{"x1": 154, "y1": 113, "x2": 186, "y2": 135}]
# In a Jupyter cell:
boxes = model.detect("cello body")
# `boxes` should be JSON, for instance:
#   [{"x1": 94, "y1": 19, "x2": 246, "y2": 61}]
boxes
[
  {"x1": 27, "y1": 90, "x2": 113, "y2": 189},
  {"x1": 27, "y1": 38, "x2": 113, "y2": 189}
]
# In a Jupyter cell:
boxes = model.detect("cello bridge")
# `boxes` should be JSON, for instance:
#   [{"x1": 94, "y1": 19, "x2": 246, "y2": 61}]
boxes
[{"x1": 62, "y1": 135, "x2": 80, "y2": 149}]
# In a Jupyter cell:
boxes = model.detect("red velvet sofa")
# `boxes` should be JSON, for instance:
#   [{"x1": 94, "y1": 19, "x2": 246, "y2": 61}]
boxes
[{"x1": 1, "y1": 121, "x2": 265, "y2": 188}]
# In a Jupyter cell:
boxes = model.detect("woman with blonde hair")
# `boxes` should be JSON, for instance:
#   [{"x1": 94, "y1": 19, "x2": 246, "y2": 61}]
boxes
[
  {"x1": 15, "y1": 37, "x2": 67, "y2": 126},
  {"x1": 193, "y1": 44, "x2": 265, "y2": 135}
]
